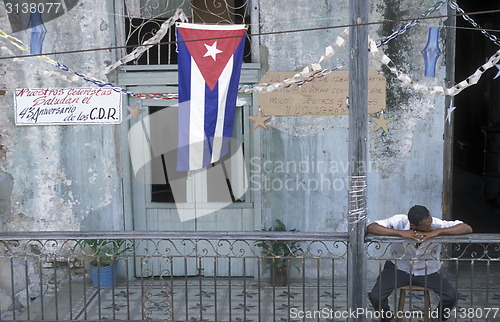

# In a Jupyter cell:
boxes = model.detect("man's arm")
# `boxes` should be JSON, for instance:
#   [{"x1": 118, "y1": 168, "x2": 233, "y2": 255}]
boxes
[
  {"x1": 422, "y1": 223, "x2": 473, "y2": 240},
  {"x1": 366, "y1": 222, "x2": 417, "y2": 240}
]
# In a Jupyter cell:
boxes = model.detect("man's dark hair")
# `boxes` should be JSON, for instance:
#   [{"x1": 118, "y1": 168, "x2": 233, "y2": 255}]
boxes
[{"x1": 408, "y1": 205, "x2": 431, "y2": 226}]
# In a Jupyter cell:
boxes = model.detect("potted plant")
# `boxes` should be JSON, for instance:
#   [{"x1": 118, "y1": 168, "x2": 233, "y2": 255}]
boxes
[
  {"x1": 75, "y1": 239, "x2": 133, "y2": 288},
  {"x1": 256, "y1": 219, "x2": 303, "y2": 286}
]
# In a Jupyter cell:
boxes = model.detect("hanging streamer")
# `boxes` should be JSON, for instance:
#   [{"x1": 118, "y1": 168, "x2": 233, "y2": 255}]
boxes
[
  {"x1": 242, "y1": 28, "x2": 349, "y2": 94},
  {"x1": 0, "y1": 29, "x2": 178, "y2": 100},
  {"x1": 103, "y1": 8, "x2": 188, "y2": 74},
  {"x1": 1, "y1": 0, "x2": 497, "y2": 101},
  {"x1": 369, "y1": 38, "x2": 500, "y2": 96}
]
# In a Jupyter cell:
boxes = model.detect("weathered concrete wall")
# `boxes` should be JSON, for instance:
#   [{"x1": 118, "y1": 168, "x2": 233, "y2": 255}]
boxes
[
  {"x1": 0, "y1": 0, "x2": 123, "y2": 309},
  {"x1": 258, "y1": 0, "x2": 448, "y2": 234},
  {"x1": 0, "y1": 0, "x2": 453, "y2": 307},
  {"x1": 0, "y1": 1, "x2": 123, "y2": 233}
]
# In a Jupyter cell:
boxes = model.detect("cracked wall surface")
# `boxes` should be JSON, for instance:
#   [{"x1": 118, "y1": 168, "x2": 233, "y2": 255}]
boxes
[
  {"x1": 0, "y1": 1, "x2": 123, "y2": 233},
  {"x1": 0, "y1": 0, "x2": 453, "y2": 308},
  {"x1": 0, "y1": 0, "x2": 125, "y2": 309}
]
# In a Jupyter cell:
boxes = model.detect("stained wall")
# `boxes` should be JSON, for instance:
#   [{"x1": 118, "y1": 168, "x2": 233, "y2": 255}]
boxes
[{"x1": 257, "y1": 0, "x2": 449, "y2": 232}]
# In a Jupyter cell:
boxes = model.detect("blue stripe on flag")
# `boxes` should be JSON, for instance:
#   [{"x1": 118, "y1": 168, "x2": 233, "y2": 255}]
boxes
[
  {"x1": 176, "y1": 31, "x2": 191, "y2": 171},
  {"x1": 176, "y1": 31, "x2": 191, "y2": 104}
]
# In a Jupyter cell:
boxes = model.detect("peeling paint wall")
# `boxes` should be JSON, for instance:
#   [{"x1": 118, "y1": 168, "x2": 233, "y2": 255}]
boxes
[
  {"x1": 258, "y1": 0, "x2": 449, "y2": 235},
  {"x1": 0, "y1": 0, "x2": 124, "y2": 309},
  {"x1": 0, "y1": 1, "x2": 123, "y2": 233},
  {"x1": 0, "y1": 0, "x2": 453, "y2": 307}
]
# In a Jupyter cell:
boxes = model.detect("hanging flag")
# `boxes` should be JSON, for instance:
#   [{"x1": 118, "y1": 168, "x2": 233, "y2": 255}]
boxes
[{"x1": 176, "y1": 22, "x2": 246, "y2": 171}]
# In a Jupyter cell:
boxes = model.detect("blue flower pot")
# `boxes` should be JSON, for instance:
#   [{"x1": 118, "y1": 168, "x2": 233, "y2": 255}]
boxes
[{"x1": 90, "y1": 262, "x2": 118, "y2": 288}]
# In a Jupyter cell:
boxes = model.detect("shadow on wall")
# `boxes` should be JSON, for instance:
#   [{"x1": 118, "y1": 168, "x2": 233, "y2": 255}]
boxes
[{"x1": 0, "y1": 172, "x2": 13, "y2": 228}]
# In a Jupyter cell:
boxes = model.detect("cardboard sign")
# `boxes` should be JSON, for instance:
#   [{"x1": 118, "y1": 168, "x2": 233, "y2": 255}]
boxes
[
  {"x1": 258, "y1": 70, "x2": 386, "y2": 116},
  {"x1": 14, "y1": 88, "x2": 122, "y2": 125}
]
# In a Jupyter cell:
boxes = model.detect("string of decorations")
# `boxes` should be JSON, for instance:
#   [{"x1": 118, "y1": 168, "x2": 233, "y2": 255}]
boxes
[
  {"x1": 376, "y1": 0, "x2": 445, "y2": 48},
  {"x1": 368, "y1": 0, "x2": 500, "y2": 97},
  {"x1": 103, "y1": 8, "x2": 188, "y2": 74},
  {"x1": 1, "y1": 43, "x2": 80, "y2": 84},
  {"x1": 240, "y1": 28, "x2": 349, "y2": 94},
  {"x1": 369, "y1": 37, "x2": 500, "y2": 96},
  {"x1": 0, "y1": 30, "x2": 58, "y2": 67},
  {"x1": 0, "y1": 29, "x2": 179, "y2": 100},
  {"x1": 240, "y1": 0, "x2": 447, "y2": 94},
  {"x1": 4, "y1": 4, "x2": 499, "y2": 63},
  {"x1": 1, "y1": 1, "x2": 500, "y2": 101}
]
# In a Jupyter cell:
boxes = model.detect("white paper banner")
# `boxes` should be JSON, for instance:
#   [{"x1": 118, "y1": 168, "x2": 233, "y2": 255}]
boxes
[{"x1": 14, "y1": 88, "x2": 122, "y2": 126}]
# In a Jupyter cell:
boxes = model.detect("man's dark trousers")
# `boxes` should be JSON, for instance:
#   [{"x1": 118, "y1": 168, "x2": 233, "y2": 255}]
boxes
[{"x1": 368, "y1": 261, "x2": 458, "y2": 321}]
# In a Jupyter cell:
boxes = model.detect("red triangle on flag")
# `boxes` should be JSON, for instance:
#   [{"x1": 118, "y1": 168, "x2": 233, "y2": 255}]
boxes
[{"x1": 178, "y1": 25, "x2": 246, "y2": 91}]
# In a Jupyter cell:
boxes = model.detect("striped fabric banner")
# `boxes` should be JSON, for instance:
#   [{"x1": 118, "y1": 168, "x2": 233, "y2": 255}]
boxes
[{"x1": 176, "y1": 23, "x2": 246, "y2": 171}]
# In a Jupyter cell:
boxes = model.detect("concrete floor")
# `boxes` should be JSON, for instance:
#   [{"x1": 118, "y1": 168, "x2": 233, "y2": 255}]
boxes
[
  {"x1": 6, "y1": 261, "x2": 500, "y2": 322},
  {"x1": 3, "y1": 165, "x2": 499, "y2": 321}
]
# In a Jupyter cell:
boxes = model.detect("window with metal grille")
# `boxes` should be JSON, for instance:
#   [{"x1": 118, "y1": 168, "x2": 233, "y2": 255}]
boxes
[
  {"x1": 147, "y1": 102, "x2": 250, "y2": 204},
  {"x1": 124, "y1": 0, "x2": 252, "y2": 65}
]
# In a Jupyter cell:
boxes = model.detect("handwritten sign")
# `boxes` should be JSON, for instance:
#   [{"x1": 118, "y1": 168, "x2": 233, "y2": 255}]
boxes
[
  {"x1": 14, "y1": 88, "x2": 122, "y2": 125},
  {"x1": 258, "y1": 70, "x2": 386, "y2": 116}
]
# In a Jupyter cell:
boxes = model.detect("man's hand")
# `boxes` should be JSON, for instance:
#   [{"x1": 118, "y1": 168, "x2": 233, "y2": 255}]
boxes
[
  {"x1": 415, "y1": 224, "x2": 473, "y2": 241},
  {"x1": 399, "y1": 230, "x2": 432, "y2": 241},
  {"x1": 416, "y1": 230, "x2": 439, "y2": 241},
  {"x1": 367, "y1": 223, "x2": 431, "y2": 241},
  {"x1": 398, "y1": 230, "x2": 423, "y2": 241}
]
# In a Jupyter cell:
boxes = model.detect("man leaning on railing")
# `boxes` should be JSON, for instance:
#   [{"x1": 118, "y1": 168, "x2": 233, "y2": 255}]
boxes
[{"x1": 366, "y1": 205, "x2": 473, "y2": 322}]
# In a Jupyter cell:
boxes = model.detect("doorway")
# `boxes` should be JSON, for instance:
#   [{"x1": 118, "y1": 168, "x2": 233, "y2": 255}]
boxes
[
  {"x1": 452, "y1": 0, "x2": 500, "y2": 232},
  {"x1": 127, "y1": 95, "x2": 257, "y2": 277}
]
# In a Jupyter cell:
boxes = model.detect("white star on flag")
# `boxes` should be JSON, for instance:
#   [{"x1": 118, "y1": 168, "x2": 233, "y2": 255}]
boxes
[{"x1": 203, "y1": 41, "x2": 223, "y2": 61}]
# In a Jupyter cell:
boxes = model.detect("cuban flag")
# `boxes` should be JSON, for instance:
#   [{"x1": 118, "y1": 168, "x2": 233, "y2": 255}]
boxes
[{"x1": 176, "y1": 23, "x2": 246, "y2": 171}]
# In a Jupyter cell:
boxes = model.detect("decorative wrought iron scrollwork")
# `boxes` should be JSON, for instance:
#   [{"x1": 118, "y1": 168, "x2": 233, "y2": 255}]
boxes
[{"x1": 124, "y1": 0, "x2": 251, "y2": 65}]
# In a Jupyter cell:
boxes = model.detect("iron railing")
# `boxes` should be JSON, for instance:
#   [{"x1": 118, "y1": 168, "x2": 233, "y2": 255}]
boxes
[{"x1": 0, "y1": 232, "x2": 498, "y2": 321}]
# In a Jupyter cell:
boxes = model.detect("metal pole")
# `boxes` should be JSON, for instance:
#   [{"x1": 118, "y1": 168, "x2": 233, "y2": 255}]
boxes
[
  {"x1": 347, "y1": 0, "x2": 368, "y2": 320},
  {"x1": 442, "y1": 2, "x2": 456, "y2": 221}
]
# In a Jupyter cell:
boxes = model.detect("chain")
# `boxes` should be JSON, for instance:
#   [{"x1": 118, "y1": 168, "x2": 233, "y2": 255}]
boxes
[
  {"x1": 377, "y1": 0, "x2": 446, "y2": 48},
  {"x1": 447, "y1": 0, "x2": 500, "y2": 47},
  {"x1": 55, "y1": 62, "x2": 180, "y2": 99},
  {"x1": 0, "y1": 28, "x2": 178, "y2": 100}
]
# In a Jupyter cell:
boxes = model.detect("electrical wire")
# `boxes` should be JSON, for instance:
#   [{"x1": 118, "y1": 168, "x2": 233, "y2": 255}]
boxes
[{"x1": 1, "y1": 8, "x2": 500, "y2": 61}]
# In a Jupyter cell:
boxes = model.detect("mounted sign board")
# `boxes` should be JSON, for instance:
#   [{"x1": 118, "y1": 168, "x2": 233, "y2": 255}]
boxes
[
  {"x1": 14, "y1": 88, "x2": 122, "y2": 125},
  {"x1": 258, "y1": 70, "x2": 386, "y2": 116}
]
